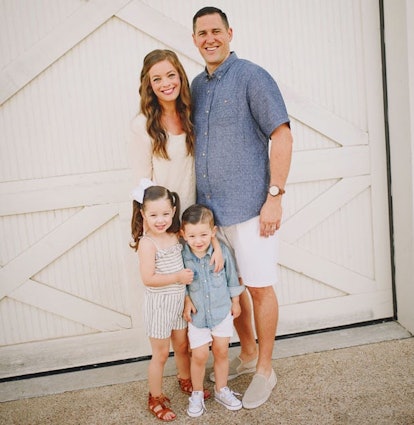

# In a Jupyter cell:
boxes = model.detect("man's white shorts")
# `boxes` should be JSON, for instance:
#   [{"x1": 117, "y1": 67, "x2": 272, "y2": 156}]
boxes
[
  {"x1": 188, "y1": 312, "x2": 234, "y2": 349},
  {"x1": 217, "y1": 215, "x2": 279, "y2": 288}
]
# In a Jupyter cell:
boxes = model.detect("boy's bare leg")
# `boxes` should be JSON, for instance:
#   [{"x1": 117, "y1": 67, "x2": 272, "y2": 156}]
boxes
[{"x1": 211, "y1": 336, "x2": 231, "y2": 390}]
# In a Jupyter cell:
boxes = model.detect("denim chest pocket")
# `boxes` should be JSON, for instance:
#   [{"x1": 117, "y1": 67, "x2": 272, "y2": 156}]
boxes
[
  {"x1": 209, "y1": 268, "x2": 226, "y2": 288},
  {"x1": 211, "y1": 98, "x2": 238, "y2": 126}
]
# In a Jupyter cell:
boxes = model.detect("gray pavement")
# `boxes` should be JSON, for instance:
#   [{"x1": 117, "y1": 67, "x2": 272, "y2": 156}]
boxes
[{"x1": 1, "y1": 322, "x2": 413, "y2": 425}]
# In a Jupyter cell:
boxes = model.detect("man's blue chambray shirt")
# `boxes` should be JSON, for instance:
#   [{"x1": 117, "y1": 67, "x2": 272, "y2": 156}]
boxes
[
  {"x1": 182, "y1": 241, "x2": 245, "y2": 330},
  {"x1": 191, "y1": 52, "x2": 290, "y2": 227}
]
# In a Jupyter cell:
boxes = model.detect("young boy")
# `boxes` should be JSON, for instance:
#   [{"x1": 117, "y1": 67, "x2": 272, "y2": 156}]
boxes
[{"x1": 181, "y1": 204, "x2": 245, "y2": 417}]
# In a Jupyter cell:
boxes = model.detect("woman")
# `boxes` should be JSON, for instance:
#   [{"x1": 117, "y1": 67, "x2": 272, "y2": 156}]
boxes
[{"x1": 129, "y1": 49, "x2": 195, "y2": 213}]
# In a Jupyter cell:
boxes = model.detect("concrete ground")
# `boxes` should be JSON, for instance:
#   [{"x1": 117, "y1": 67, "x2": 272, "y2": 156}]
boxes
[{"x1": 0, "y1": 322, "x2": 413, "y2": 425}]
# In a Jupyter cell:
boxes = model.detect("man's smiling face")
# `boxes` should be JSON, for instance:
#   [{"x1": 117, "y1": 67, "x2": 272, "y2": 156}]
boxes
[{"x1": 193, "y1": 12, "x2": 233, "y2": 74}]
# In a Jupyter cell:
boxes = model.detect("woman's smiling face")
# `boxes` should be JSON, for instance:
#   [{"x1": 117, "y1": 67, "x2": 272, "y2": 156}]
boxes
[{"x1": 149, "y1": 59, "x2": 181, "y2": 105}]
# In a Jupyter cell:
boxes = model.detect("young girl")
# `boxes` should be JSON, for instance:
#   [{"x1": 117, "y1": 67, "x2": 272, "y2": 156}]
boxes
[{"x1": 130, "y1": 179, "x2": 196, "y2": 421}]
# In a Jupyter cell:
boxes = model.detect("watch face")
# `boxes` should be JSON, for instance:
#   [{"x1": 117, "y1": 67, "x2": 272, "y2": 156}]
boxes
[{"x1": 269, "y1": 186, "x2": 279, "y2": 196}]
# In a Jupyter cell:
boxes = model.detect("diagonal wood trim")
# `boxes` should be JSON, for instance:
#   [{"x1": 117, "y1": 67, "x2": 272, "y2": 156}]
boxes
[
  {"x1": 0, "y1": 0, "x2": 131, "y2": 106},
  {"x1": 10, "y1": 280, "x2": 131, "y2": 331},
  {"x1": 280, "y1": 83, "x2": 369, "y2": 147},
  {"x1": 288, "y1": 146, "x2": 370, "y2": 184},
  {"x1": 281, "y1": 175, "x2": 371, "y2": 243},
  {"x1": 0, "y1": 204, "x2": 118, "y2": 300},
  {"x1": 279, "y1": 241, "x2": 376, "y2": 294}
]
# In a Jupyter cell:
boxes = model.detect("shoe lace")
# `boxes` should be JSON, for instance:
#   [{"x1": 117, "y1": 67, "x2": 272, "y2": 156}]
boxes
[
  {"x1": 220, "y1": 387, "x2": 241, "y2": 403},
  {"x1": 190, "y1": 392, "x2": 206, "y2": 411}
]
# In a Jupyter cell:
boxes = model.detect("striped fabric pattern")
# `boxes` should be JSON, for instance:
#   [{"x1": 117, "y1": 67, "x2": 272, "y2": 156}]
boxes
[{"x1": 145, "y1": 241, "x2": 185, "y2": 294}]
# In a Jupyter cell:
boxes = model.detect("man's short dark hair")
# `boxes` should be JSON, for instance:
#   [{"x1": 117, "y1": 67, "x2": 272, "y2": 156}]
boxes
[{"x1": 192, "y1": 6, "x2": 229, "y2": 32}]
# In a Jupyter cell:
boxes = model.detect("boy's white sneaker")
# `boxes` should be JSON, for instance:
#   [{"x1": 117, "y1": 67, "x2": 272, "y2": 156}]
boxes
[
  {"x1": 214, "y1": 386, "x2": 242, "y2": 411},
  {"x1": 187, "y1": 391, "x2": 206, "y2": 418}
]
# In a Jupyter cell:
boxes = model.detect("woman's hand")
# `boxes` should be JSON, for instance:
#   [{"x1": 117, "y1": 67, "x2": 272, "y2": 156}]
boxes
[
  {"x1": 231, "y1": 297, "x2": 241, "y2": 319},
  {"x1": 210, "y1": 236, "x2": 224, "y2": 272}
]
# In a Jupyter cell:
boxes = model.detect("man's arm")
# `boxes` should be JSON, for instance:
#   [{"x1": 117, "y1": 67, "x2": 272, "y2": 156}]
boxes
[{"x1": 260, "y1": 122, "x2": 293, "y2": 237}]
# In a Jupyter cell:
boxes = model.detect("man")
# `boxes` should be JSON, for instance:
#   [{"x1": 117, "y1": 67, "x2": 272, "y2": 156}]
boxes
[{"x1": 191, "y1": 7, "x2": 293, "y2": 409}]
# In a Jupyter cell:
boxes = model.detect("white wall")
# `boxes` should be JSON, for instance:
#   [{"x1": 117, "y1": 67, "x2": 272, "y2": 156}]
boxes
[{"x1": 384, "y1": 0, "x2": 414, "y2": 333}]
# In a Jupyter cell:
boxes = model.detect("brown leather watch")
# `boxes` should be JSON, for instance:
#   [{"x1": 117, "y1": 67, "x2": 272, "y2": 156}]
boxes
[{"x1": 268, "y1": 185, "x2": 285, "y2": 197}]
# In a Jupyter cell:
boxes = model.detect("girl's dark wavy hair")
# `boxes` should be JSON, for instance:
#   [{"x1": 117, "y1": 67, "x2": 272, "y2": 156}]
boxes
[
  {"x1": 130, "y1": 186, "x2": 181, "y2": 251},
  {"x1": 139, "y1": 49, "x2": 194, "y2": 159}
]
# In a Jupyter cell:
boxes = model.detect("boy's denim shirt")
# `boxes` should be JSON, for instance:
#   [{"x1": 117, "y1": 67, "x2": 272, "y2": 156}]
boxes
[{"x1": 182, "y1": 241, "x2": 245, "y2": 330}]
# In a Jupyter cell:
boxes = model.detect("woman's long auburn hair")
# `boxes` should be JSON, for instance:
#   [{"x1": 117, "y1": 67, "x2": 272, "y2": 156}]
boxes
[{"x1": 139, "y1": 49, "x2": 194, "y2": 159}]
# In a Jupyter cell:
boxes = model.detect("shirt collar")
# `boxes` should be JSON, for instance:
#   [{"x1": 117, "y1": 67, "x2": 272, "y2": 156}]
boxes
[{"x1": 203, "y1": 52, "x2": 238, "y2": 80}]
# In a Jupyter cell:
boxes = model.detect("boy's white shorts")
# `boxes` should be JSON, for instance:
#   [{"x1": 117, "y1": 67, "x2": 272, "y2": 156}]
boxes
[{"x1": 188, "y1": 312, "x2": 234, "y2": 349}]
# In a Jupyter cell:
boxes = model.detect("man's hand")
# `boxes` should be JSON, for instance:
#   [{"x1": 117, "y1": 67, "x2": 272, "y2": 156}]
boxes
[{"x1": 259, "y1": 196, "x2": 282, "y2": 237}]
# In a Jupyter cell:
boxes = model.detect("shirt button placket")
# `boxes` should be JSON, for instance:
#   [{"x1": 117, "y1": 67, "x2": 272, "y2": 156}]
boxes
[{"x1": 202, "y1": 79, "x2": 214, "y2": 203}]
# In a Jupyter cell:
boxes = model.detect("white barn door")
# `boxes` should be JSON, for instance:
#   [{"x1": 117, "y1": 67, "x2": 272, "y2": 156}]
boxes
[{"x1": 0, "y1": 0, "x2": 393, "y2": 378}]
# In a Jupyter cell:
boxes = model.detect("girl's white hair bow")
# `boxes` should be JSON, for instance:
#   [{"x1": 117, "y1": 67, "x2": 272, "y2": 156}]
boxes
[{"x1": 130, "y1": 178, "x2": 155, "y2": 203}]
